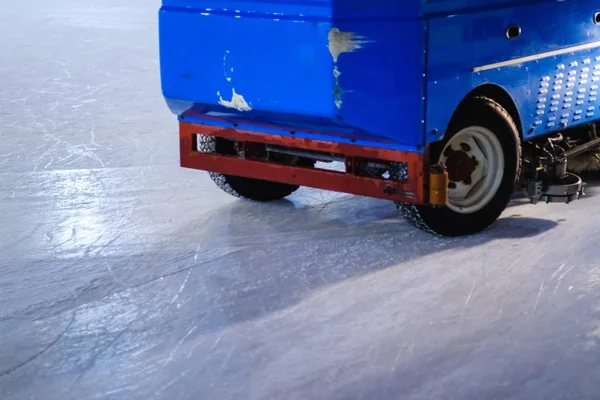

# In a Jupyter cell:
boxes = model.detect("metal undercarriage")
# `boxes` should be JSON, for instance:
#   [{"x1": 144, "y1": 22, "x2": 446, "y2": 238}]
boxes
[{"x1": 520, "y1": 123, "x2": 600, "y2": 204}]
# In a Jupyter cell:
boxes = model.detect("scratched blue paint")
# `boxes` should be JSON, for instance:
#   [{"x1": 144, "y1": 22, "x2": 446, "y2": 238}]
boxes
[
  {"x1": 160, "y1": 0, "x2": 600, "y2": 151},
  {"x1": 159, "y1": 0, "x2": 426, "y2": 150}
]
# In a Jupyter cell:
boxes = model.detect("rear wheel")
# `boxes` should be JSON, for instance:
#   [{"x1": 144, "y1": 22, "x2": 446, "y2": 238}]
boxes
[
  {"x1": 199, "y1": 135, "x2": 307, "y2": 201},
  {"x1": 397, "y1": 96, "x2": 522, "y2": 236}
]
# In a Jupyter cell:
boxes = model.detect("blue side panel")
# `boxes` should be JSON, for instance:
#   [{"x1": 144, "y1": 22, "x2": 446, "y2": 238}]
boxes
[
  {"x1": 422, "y1": 0, "x2": 556, "y2": 16},
  {"x1": 332, "y1": 19, "x2": 426, "y2": 147},
  {"x1": 159, "y1": 1, "x2": 426, "y2": 147},
  {"x1": 425, "y1": 0, "x2": 600, "y2": 143},
  {"x1": 159, "y1": 9, "x2": 334, "y2": 117},
  {"x1": 161, "y1": 0, "x2": 421, "y2": 19}
]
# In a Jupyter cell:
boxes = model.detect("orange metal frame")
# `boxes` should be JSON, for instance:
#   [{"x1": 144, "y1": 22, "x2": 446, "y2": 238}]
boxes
[{"x1": 179, "y1": 121, "x2": 427, "y2": 204}]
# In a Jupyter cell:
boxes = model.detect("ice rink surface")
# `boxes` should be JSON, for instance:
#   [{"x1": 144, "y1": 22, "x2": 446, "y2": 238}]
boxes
[{"x1": 2, "y1": 1, "x2": 600, "y2": 399}]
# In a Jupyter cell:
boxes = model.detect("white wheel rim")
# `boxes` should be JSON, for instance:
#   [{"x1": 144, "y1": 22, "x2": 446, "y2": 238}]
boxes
[{"x1": 439, "y1": 126, "x2": 505, "y2": 214}]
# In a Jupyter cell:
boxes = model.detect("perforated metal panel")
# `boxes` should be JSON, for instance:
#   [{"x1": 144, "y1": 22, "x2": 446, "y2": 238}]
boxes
[{"x1": 534, "y1": 56, "x2": 600, "y2": 130}]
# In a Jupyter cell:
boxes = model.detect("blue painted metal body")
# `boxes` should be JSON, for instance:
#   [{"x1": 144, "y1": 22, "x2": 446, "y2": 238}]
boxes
[
  {"x1": 159, "y1": 0, "x2": 600, "y2": 153},
  {"x1": 425, "y1": 0, "x2": 600, "y2": 144}
]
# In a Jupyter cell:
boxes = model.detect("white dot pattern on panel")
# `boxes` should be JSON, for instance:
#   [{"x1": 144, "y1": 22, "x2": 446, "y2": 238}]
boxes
[{"x1": 534, "y1": 54, "x2": 600, "y2": 131}]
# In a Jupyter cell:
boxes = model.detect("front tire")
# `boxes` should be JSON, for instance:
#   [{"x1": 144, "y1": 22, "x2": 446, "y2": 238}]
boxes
[{"x1": 397, "y1": 96, "x2": 522, "y2": 237}]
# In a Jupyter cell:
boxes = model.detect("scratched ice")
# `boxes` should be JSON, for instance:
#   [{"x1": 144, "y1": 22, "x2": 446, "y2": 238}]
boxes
[{"x1": 3, "y1": 0, "x2": 600, "y2": 399}]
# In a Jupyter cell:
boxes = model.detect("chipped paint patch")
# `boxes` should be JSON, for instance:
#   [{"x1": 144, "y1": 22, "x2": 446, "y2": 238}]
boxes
[
  {"x1": 328, "y1": 28, "x2": 370, "y2": 62},
  {"x1": 333, "y1": 67, "x2": 343, "y2": 109},
  {"x1": 217, "y1": 89, "x2": 252, "y2": 112},
  {"x1": 223, "y1": 51, "x2": 233, "y2": 82},
  {"x1": 217, "y1": 50, "x2": 252, "y2": 111},
  {"x1": 328, "y1": 28, "x2": 371, "y2": 110}
]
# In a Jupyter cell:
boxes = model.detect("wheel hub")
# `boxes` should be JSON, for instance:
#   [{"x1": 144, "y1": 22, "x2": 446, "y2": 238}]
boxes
[
  {"x1": 444, "y1": 147, "x2": 478, "y2": 184},
  {"x1": 438, "y1": 126, "x2": 504, "y2": 214}
]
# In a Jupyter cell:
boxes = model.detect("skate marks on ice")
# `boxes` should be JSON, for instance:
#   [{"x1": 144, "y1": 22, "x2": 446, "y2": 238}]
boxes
[{"x1": 0, "y1": 163, "x2": 566, "y2": 399}]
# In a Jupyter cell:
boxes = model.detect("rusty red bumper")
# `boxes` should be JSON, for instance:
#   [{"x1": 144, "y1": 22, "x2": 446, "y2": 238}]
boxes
[{"x1": 179, "y1": 121, "x2": 439, "y2": 205}]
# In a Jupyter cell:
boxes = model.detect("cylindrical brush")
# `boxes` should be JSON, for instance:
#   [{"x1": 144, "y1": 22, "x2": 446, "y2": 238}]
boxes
[{"x1": 568, "y1": 150, "x2": 600, "y2": 174}]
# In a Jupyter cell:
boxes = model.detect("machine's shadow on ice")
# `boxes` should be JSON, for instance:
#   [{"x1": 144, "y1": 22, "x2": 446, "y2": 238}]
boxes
[{"x1": 180, "y1": 189, "x2": 558, "y2": 336}]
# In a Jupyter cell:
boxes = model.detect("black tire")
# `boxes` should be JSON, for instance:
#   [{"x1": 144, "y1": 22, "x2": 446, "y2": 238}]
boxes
[
  {"x1": 198, "y1": 135, "x2": 302, "y2": 201},
  {"x1": 397, "y1": 96, "x2": 522, "y2": 237}
]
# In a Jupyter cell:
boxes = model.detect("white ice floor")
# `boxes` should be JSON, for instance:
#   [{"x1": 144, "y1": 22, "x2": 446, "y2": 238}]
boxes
[{"x1": 2, "y1": 1, "x2": 600, "y2": 399}]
